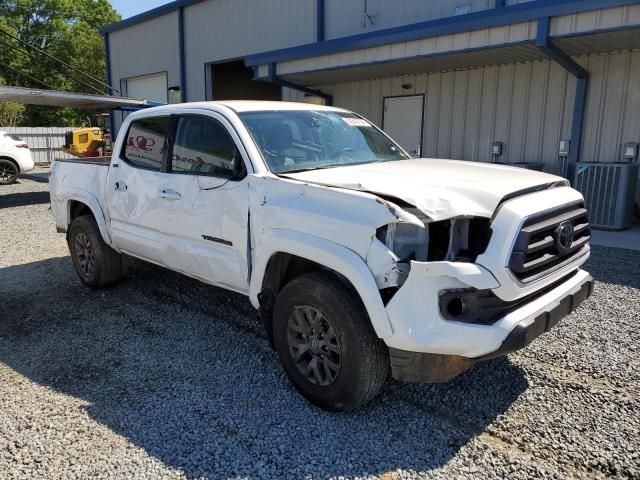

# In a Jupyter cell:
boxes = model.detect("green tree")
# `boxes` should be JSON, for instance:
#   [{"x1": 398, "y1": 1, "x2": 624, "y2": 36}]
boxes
[
  {"x1": 0, "y1": 101, "x2": 26, "y2": 127},
  {"x1": 0, "y1": 0, "x2": 121, "y2": 126},
  {"x1": 0, "y1": 76, "x2": 26, "y2": 126}
]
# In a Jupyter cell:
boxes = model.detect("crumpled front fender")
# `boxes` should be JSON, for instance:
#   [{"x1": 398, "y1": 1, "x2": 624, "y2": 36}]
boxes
[{"x1": 249, "y1": 228, "x2": 394, "y2": 339}]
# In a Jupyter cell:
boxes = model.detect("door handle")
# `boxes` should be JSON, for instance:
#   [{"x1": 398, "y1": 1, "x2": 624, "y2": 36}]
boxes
[
  {"x1": 114, "y1": 181, "x2": 127, "y2": 192},
  {"x1": 158, "y1": 188, "x2": 182, "y2": 200}
]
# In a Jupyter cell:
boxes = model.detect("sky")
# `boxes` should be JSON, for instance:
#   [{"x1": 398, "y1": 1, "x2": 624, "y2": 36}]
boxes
[{"x1": 110, "y1": 0, "x2": 172, "y2": 19}]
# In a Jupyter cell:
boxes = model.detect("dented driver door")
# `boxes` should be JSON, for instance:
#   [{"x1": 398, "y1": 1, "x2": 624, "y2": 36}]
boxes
[{"x1": 145, "y1": 112, "x2": 250, "y2": 293}]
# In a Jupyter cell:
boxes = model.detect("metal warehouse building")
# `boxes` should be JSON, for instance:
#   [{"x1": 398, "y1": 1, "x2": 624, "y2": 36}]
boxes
[{"x1": 101, "y1": 0, "x2": 640, "y2": 229}]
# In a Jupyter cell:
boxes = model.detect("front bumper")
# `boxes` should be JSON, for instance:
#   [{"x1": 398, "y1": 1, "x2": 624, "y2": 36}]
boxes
[{"x1": 388, "y1": 272, "x2": 593, "y2": 383}]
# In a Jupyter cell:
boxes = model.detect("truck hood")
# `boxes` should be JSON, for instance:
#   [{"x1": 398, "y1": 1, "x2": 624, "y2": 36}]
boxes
[{"x1": 284, "y1": 158, "x2": 565, "y2": 221}]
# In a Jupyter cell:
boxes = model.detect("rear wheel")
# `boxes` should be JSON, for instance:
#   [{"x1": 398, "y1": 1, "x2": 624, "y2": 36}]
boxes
[
  {"x1": 273, "y1": 272, "x2": 388, "y2": 411},
  {"x1": 68, "y1": 215, "x2": 123, "y2": 288},
  {"x1": 0, "y1": 159, "x2": 18, "y2": 185}
]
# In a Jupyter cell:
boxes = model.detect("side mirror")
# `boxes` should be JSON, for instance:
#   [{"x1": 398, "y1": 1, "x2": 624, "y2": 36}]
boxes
[{"x1": 231, "y1": 147, "x2": 247, "y2": 180}]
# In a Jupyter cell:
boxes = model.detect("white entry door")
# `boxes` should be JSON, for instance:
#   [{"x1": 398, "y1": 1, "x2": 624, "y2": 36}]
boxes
[{"x1": 382, "y1": 95, "x2": 424, "y2": 157}]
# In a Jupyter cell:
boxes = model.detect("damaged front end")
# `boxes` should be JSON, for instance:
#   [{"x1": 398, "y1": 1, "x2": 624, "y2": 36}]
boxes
[
  {"x1": 366, "y1": 194, "x2": 494, "y2": 302},
  {"x1": 363, "y1": 189, "x2": 593, "y2": 384}
]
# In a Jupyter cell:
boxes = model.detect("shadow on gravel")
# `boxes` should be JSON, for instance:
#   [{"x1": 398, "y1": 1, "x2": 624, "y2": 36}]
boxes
[
  {"x1": 586, "y1": 245, "x2": 640, "y2": 289},
  {"x1": 20, "y1": 173, "x2": 49, "y2": 184},
  {"x1": 0, "y1": 190, "x2": 50, "y2": 209},
  {"x1": 0, "y1": 256, "x2": 528, "y2": 478}
]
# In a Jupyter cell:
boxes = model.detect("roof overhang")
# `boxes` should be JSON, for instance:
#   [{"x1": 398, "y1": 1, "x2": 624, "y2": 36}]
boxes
[
  {"x1": 245, "y1": 0, "x2": 640, "y2": 67},
  {"x1": 252, "y1": 24, "x2": 640, "y2": 87},
  {"x1": 0, "y1": 86, "x2": 159, "y2": 110}
]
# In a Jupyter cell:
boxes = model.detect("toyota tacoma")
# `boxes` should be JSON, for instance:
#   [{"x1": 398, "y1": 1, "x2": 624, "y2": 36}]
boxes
[{"x1": 49, "y1": 101, "x2": 593, "y2": 411}]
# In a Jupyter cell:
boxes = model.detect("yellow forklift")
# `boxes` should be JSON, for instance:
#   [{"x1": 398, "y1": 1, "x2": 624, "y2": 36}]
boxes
[{"x1": 62, "y1": 113, "x2": 112, "y2": 158}]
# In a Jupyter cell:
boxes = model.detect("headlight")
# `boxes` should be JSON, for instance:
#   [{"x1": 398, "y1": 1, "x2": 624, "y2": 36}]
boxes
[
  {"x1": 377, "y1": 217, "x2": 492, "y2": 263},
  {"x1": 376, "y1": 222, "x2": 427, "y2": 261}
]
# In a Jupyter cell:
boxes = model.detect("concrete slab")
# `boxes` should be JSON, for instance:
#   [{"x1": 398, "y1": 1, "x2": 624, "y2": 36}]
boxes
[{"x1": 591, "y1": 224, "x2": 640, "y2": 251}]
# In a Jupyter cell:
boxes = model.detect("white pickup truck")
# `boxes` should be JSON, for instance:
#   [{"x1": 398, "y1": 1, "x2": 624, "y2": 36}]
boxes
[{"x1": 49, "y1": 101, "x2": 593, "y2": 411}]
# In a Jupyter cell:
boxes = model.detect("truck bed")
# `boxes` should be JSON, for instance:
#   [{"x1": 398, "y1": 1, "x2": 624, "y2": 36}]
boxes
[{"x1": 49, "y1": 157, "x2": 112, "y2": 234}]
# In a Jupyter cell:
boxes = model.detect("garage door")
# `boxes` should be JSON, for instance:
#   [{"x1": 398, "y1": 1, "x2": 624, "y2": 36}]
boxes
[{"x1": 124, "y1": 73, "x2": 167, "y2": 103}]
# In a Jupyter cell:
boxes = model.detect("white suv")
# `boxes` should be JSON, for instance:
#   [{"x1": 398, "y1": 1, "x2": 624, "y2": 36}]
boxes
[{"x1": 0, "y1": 132, "x2": 35, "y2": 185}]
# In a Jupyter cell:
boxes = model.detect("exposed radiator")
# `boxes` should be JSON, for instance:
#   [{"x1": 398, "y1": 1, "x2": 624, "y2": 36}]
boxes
[{"x1": 573, "y1": 162, "x2": 639, "y2": 230}]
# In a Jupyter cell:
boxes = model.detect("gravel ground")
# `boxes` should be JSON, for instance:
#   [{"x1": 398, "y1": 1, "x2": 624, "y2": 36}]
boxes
[{"x1": 0, "y1": 170, "x2": 639, "y2": 479}]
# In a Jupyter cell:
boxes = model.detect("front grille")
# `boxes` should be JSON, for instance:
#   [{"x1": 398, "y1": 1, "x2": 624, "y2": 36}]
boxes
[{"x1": 509, "y1": 203, "x2": 590, "y2": 283}]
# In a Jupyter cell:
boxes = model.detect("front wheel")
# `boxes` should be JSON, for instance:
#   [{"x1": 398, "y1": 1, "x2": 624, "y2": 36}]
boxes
[
  {"x1": 273, "y1": 272, "x2": 389, "y2": 411},
  {"x1": 68, "y1": 215, "x2": 123, "y2": 288},
  {"x1": 0, "y1": 159, "x2": 18, "y2": 185}
]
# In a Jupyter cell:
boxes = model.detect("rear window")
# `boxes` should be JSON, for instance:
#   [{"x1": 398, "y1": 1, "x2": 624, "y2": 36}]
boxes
[
  {"x1": 122, "y1": 116, "x2": 170, "y2": 170},
  {"x1": 6, "y1": 134, "x2": 22, "y2": 141}
]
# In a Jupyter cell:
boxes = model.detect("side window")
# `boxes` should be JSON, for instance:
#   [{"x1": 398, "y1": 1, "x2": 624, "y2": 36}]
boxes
[
  {"x1": 171, "y1": 116, "x2": 237, "y2": 177},
  {"x1": 122, "y1": 116, "x2": 170, "y2": 170}
]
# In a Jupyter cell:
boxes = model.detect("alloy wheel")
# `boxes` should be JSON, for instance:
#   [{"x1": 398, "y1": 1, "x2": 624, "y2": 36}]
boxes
[
  {"x1": 74, "y1": 232, "x2": 95, "y2": 279},
  {"x1": 287, "y1": 305, "x2": 342, "y2": 386},
  {"x1": 0, "y1": 162, "x2": 17, "y2": 183}
]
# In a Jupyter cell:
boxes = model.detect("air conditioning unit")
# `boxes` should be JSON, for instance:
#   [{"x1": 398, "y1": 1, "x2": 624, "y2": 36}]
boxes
[{"x1": 573, "y1": 162, "x2": 639, "y2": 230}]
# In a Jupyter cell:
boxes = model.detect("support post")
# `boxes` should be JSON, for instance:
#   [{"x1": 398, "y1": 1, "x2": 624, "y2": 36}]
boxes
[
  {"x1": 103, "y1": 33, "x2": 112, "y2": 95},
  {"x1": 103, "y1": 32, "x2": 117, "y2": 135},
  {"x1": 536, "y1": 16, "x2": 588, "y2": 181},
  {"x1": 178, "y1": 7, "x2": 187, "y2": 102}
]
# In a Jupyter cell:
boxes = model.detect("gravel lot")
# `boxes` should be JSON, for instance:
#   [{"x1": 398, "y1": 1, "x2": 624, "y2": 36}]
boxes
[{"x1": 0, "y1": 170, "x2": 639, "y2": 479}]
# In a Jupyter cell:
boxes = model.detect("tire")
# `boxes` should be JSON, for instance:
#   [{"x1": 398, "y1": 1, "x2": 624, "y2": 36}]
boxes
[
  {"x1": 273, "y1": 272, "x2": 389, "y2": 411},
  {"x1": 67, "y1": 215, "x2": 123, "y2": 288},
  {"x1": 0, "y1": 159, "x2": 18, "y2": 185}
]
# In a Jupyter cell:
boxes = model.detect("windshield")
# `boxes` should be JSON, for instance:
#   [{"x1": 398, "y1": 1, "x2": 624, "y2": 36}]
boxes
[{"x1": 238, "y1": 110, "x2": 409, "y2": 174}]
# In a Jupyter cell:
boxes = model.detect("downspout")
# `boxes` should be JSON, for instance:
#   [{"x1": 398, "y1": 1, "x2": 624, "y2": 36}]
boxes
[
  {"x1": 317, "y1": 0, "x2": 325, "y2": 41},
  {"x1": 535, "y1": 16, "x2": 588, "y2": 181},
  {"x1": 178, "y1": 7, "x2": 187, "y2": 102},
  {"x1": 267, "y1": 62, "x2": 334, "y2": 105}
]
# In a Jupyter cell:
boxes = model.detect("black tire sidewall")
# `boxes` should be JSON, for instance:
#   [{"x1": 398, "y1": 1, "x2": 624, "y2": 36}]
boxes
[
  {"x1": 273, "y1": 273, "x2": 384, "y2": 411},
  {"x1": 0, "y1": 159, "x2": 18, "y2": 185}
]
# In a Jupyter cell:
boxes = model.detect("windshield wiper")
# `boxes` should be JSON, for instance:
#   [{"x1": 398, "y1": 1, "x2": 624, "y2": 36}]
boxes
[{"x1": 280, "y1": 164, "x2": 340, "y2": 174}]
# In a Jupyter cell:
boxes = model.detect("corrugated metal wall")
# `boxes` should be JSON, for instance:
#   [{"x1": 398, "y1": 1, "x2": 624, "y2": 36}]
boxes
[
  {"x1": 108, "y1": 12, "x2": 180, "y2": 90},
  {"x1": 108, "y1": 11, "x2": 181, "y2": 131},
  {"x1": 183, "y1": 0, "x2": 316, "y2": 101},
  {"x1": 3, "y1": 127, "x2": 76, "y2": 164},
  {"x1": 551, "y1": 4, "x2": 640, "y2": 35},
  {"x1": 324, "y1": 0, "x2": 533, "y2": 40},
  {"x1": 285, "y1": 50, "x2": 640, "y2": 172},
  {"x1": 277, "y1": 21, "x2": 537, "y2": 76}
]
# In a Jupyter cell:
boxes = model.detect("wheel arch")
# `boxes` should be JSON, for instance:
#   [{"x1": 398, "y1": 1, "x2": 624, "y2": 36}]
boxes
[
  {"x1": 250, "y1": 229, "x2": 393, "y2": 346},
  {"x1": 0, "y1": 156, "x2": 20, "y2": 173},
  {"x1": 63, "y1": 190, "x2": 113, "y2": 246}
]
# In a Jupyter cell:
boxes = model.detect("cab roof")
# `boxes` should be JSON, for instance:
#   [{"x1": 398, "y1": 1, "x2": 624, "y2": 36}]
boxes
[{"x1": 142, "y1": 100, "x2": 345, "y2": 114}]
